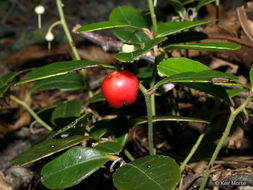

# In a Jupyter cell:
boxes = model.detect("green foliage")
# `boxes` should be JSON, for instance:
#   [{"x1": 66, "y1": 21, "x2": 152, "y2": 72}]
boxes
[
  {"x1": 157, "y1": 57, "x2": 210, "y2": 77},
  {"x1": 113, "y1": 155, "x2": 180, "y2": 190},
  {"x1": 115, "y1": 38, "x2": 164, "y2": 62},
  {"x1": 109, "y1": 6, "x2": 151, "y2": 42},
  {"x1": 41, "y1": 147, "x2": 110, "y2": 189},
  {"x1": 11, "y1": 136, "x2": 87, "y2": 166},
  {"x1": 76, "y1": 21, "x2": 143, "y2": 33},
  {"x1": 9, "y1": 1, "x2": 248, "y2": 190},
  {"x1": 250, "y1": 66, "x2": 253, "y2": 90},
  {"x1": 51, "y1": 100, "x2": 82, "y2": 125},
  {"x1": 0, "y1": 72, "x2": 16, "y2": 97},
  {"x1": 30, "y1": 73, "x2": 84, "y2": 93},
  {"x1": 94, "y1": 141, "x2": 123, "y2": 154},
  {"x1": 16, "y1": 60, "x2": 115, "y2": 85},
  {"x1": 157, "y1": 20, "x2": 214, "y2": 37},
  {"x1": 165, "y1": 42, "x2": 241, "y2": 51},
  {"x1": 196, "y1": 0, "x2": 216, "y2": 11}
]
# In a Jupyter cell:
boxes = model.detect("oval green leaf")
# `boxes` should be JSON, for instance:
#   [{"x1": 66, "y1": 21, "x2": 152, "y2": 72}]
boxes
[
  {"x1": 10, "y1": 135, "x2": 87, "y2": 166},
  {"x1": 129, "y1": 115, "x2": 210, "y2": 128},
  {"x1": 167, "y1": 0, "x2": 185, "y2": 13},
  {"x1": 41, "y1": 147, "x2": 109, "y2": 189},
  {"x1": 51, "y1": 100, "x2": 82, "y2": 125},
  {"x1": 95, "y1": 141, "x2": 123, "y2": 154},
  {"x1": 163, "y1": 31, "x2": 208, "y2": 45},
  {"x1": 165, "y1": 42, "x2": 241, "y2": 51},
  {"x1": 84, "y1": 92, "x2": 105, "y2": 106},
  {"x1": 16, "y1": 60, "x2": 114, "y2": 85},
  {"x1": 30, "y1": 73, "x2": 84, "y2": 94},
  {"x1": 109, "y1": 6, "x2": 150, "y2": 42},
  {"x1": 157, "y1": 57, "x2": 210, "y2": 77},
  {"x1": 90, "y1": 116, "x2": 129, "y2": 147},
  {"x1": 115, "y1": 38, "x2": 164, "y2": 62},
  {"x1": 196, "y1": 0, "x2": 216, "y2": 11},
  {"x1": 76, "y1": 21, "x2": 143, "y2": 33},
  {"x1": 155, "y1": 70, "x2": 238, "y2": 88},
  {"x1": 250, "y1": 66, "x2": 253, "y2": 90},
  {"x1": 113, "y1": 155, "x2": 180, "y2": 190},
  {"x1": 53, "y1": 112, "x2": 92, "y2": 137},
  {"x1": 179, "y1": 82, "x2": 231, "y2": 104},
  {"x1": 226, "y1": 88, "x2": 244, "y2": 98},
  {"x1": 157, "y1": 20, "x2": 214, "y2": 38}
]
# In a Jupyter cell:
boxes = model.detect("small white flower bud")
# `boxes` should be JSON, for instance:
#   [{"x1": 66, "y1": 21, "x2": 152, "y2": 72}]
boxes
[
  {"x1": 45, "y1": 31, "x2": 54, "y2": 41},
  {"x1": 122, "y1": 44, "x2": 135, "y2": 53},
  {"x1": 35, "y1": 5, "x2": 45, "y2": 15}
]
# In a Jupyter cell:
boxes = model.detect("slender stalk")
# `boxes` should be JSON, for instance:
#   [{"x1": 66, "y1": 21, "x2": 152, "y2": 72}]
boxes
[
  {"x1": 56, "y1": 0, "x2": 93, "y2": 97},
  {"x1": 124, "y1": 149, "x2": 135, "y2": 161},
  {"x1": 48, "y1": 20, "x2": 62, "y2": 33},
  {"x1": 147, "y1": 0, "x2": 158, "y2": 36},
  {"x1": 139, "y1": 83, "x2": 155, "y2": 155},
  {"x1": 215, "y1": 0, "x2": 220, "y2": 24},
  {"x1": 200, "y1": 93, "x2": 252, "y2": 190},
  {"x1": 180, "y1": 132, "x2": 205, "y2": 171},
  {"x1": 10, "y1": 95, "x2": 53, "y2": 131},
  {"x1": 180, "y1": 100, "x2": 220, "y2": 171}
]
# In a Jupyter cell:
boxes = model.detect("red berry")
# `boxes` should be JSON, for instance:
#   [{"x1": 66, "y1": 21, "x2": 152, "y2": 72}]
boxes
[{"x1": 102, "y1": 71, "x2": 139, "y2": 108}]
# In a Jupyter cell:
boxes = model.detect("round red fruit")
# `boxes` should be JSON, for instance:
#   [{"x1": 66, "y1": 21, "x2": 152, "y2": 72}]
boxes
[{"x1": 102, "y1": 71, "x2": 139, "y2": 108}]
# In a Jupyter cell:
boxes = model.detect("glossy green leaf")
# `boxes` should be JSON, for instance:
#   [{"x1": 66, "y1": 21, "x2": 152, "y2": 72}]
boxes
[
  {"x1": 113, "y1": 155, "x2": 180, "y2": 190},
  {"x1": 157, "y1": 20, "x2": 213, "y2": 38},
  {"x1": 226, "y1": 88, "x2": 244, "y2": 98},
  {"x1": 163, "y1": 31, "x2": 208, "y2": 45},
  {"x1": 196, "y1": 0, "x2": 216, "y2": 11},
  {"x1": 90, "y1": 116, "x2": 129, "y2": 147},
  {"x1": 76, "y1": 21, "x2": 142, "y2": 33},
  {"x1": 109, "y1": 6, "x2": 150, "y2": 42},
  {"x1": 84, "y1": 93, "x2": 105, "y2": 106},
  {"x1": 165, "y1": 42, "x2": 241, "y2": 51},
  {"x1": 53, "y1": 112, "x2": 92, "y2": 137},
  {"x1": 51, "y1": 100, "x2": 82, "y2": 125},
  {"x1": 11, "y1": 135, "x2": 87, "y2": 166},
  {"x1": 41, "y1": 147, "x2": 109, "y2": 189},
  {"x1": 155, "y1": 70, "x2": 238, "y2": 88},
  {"x1": 115, "y1": 38, "x2": 164, "y2": 62},
  {"x1": 0, "y1": 72, "x2": 16, "y2": 97},
  {"x1": 95, "y1": 141, "x2": 123, "y2": 154},
  {"x1": 179, "y1": 82, "x2": 231, "y2": 104},
  {"x1": 137, "y1": 67, "x2": 153, "y2": 79},
  {"x1": 129, "y1": 115, "x2": 210, "y2": 128},
  {"x1": 16, "y1": 60, "x2": 114, "y2": 85},
  {"x1": 30, "y1": 73, "x2": 84, "y2": 93},
  {"x1": 157, "y1": 57, "x2": 210, "y2": 77},
  {"x1": 167, "y1": 0, "x2": 185, "y2": 13},
  {"x1": 250, "y1": 66, "x2": 253, "y2": 90}
]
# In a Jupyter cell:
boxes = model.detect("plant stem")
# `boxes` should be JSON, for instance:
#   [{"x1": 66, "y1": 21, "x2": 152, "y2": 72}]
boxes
[
  {"x1": 180, "y1": 132, "x2": 205, "y2": 171},
  {"x1": 147, "y1": 0, "x2": 158, "y2": 36},
  {"x1": 215, "y1": 0, "x2": 220, "y2": 24},
  {"x1": 48, "y1": 20, "x2": 62, "y2": 33},
  {"x1": 180, "y1": 100, "x2": 220, "y2": 171},
  {"x1": 56, "y1": 0, "x2": 93, "y2": 97},
  {"x1": 124, "y1": 149, "x2": 135, "y2": 161},
  {"x1": 199, "y1": 93, "x2": 252, "y2": 190},
  {"x1": 10, "y1": 95, "x2": 53, "y2": 131},
  {"x1": 139, "y1": 83, "x2": 155, "y2": 155}
]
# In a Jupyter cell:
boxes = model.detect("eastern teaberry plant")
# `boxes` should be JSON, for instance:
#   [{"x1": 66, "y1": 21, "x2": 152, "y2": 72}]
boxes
[{"x1": 0, "y1": 0, "x2": 251, "y2": 189}]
